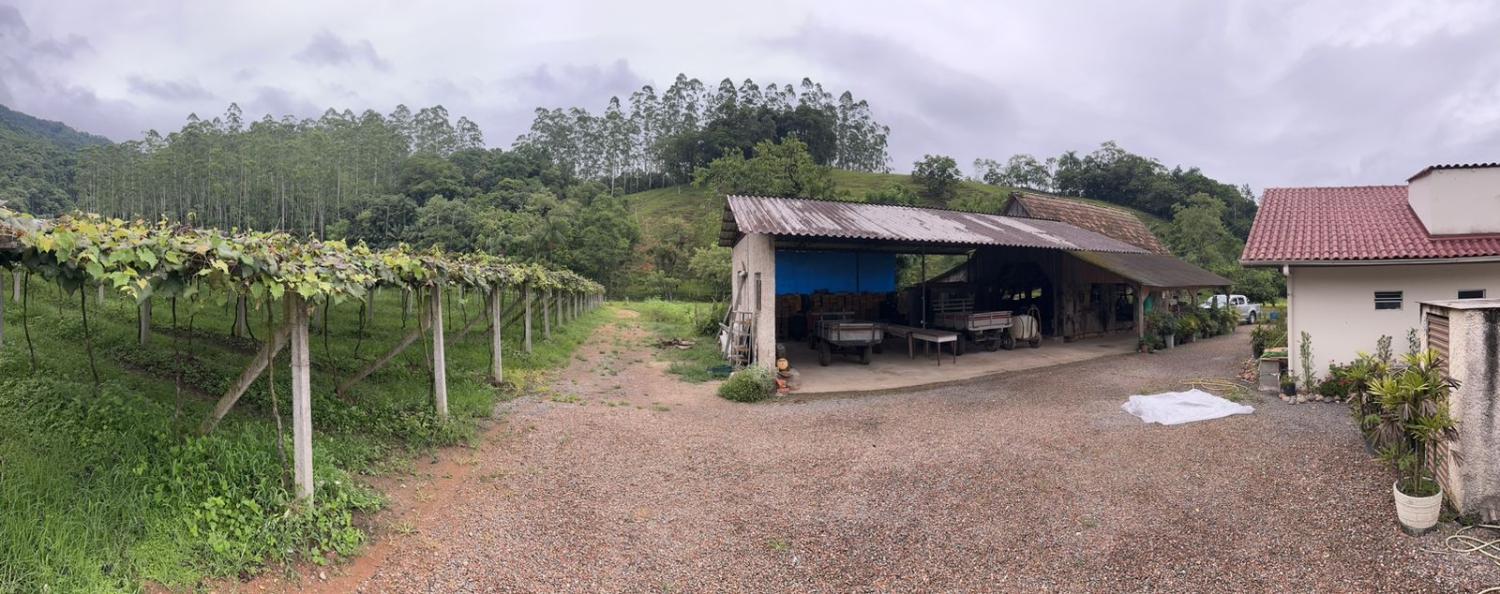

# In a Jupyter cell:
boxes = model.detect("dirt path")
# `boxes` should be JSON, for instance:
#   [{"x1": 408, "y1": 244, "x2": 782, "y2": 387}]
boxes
[{"x1": 243, "y1": 309, "x2": 1500, "y2": 592}]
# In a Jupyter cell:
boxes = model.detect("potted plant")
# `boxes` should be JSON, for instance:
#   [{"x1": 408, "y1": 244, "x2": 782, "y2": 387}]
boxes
[
  {"x1": 1145, "y1": 310, "x2": 1178, "y2": 349},
  {"x1": 1367, "y1": 350, "x2": 1457, "y2": 535},
  {"x1": 1280, "y1": 374, "x2": 1297, "y2": 398},
  {"x1": 1177, "y1": 313, "x2": 1200, "y2": 344}
]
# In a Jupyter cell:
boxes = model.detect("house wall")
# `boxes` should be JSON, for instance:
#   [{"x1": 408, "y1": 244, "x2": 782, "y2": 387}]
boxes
[
  {"x1": 1408, "y1": 168, "x2": 1500, "y2": 235},
  {"x1": 1287, "y1": 262, "x2": 1500, "y2": 375},
  {"x1": 730, "y1": 233, "x2": 777, "y2": 369}
]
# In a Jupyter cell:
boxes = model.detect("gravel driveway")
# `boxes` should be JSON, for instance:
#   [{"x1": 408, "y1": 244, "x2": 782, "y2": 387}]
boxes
[{"x1": 347, "y1": 310, "x2": 1500, "y2": 593}]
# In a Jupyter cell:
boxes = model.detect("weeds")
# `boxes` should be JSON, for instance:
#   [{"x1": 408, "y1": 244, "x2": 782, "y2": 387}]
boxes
[{"x1": 0, "y1": 278, "x2": 605, "y2": 591}]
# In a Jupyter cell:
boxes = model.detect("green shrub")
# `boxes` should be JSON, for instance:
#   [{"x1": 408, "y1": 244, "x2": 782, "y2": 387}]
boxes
[
  {"x1": 1251, "y1": 316, "x2": 1287, "y2": 358},
  {"x1": 1144, "y1": 309, "x2": 1177, "y2": 339},
  {"x1": 695, "y1": 303, "x2": 726, "y2": 337},
  {"x1": 717, "y1": 367, "x2": 776, "y2": 402}
]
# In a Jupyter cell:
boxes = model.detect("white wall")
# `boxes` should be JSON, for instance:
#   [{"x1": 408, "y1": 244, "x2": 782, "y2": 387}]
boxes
[
  {"x1": 1288, "y1": 262, "x2": 1500, "y2": 376},
  {"x1": 1408, "y1": 167, "x2": 1500, "y2": 235},
  {"x1": 730, "y1": 233, "x2": 777, "y2": 369}
]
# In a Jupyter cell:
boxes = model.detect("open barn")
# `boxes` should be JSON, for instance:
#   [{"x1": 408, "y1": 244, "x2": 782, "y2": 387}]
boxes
[{"x1": 719, "y1": 195, "x2": 1229, "y2": 392}]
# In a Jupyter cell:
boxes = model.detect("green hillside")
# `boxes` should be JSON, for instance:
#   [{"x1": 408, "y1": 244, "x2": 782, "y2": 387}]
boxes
[{"x1": 0, "y1": 104, "x2": 109, "y2": 215}]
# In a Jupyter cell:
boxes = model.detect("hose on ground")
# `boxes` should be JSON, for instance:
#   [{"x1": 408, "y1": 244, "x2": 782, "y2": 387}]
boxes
[{"x1": 1422, "y1": 524, "x2": 1500, "y2": 593}]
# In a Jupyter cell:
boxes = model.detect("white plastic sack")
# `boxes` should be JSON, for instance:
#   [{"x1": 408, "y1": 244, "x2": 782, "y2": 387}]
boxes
[{"x1": 1121, "y1": 389, "x2": 1254, "y2": 425}]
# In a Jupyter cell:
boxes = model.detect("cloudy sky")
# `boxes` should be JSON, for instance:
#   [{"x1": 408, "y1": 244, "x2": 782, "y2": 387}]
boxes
[{"x1": 2, "y1": 0, "x2": 1497, "y2": 192}]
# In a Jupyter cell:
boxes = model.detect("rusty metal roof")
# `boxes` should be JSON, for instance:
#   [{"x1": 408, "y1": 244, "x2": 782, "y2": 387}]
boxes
[
  {"x1": 1070, "y1": 251, "x2": 1230, "y2": 288},
  {"x1": 1004, "y1": 192, "x2": 1170, "y2": 254},
  {"x1": 721, "y1": 195, "x2": 1148, "y2": 254}
]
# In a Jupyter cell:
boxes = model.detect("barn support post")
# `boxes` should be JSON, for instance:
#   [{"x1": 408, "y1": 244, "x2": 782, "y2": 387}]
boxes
[
  {"x1": 1136, "y1": 283, "x2": 1147, "y2": 339},
  {"x1": 490, "y1": 284, "x2": 504, "y2": 385},
  {"x1": 523, "y1": 283, "x2": 534, "y2": 354},
  {"x1": 431, "y1": 283, "x2": 449, "y2": 421},
  {"x1": 287, "y1": 295, "x2": 314, "y2": 503}
]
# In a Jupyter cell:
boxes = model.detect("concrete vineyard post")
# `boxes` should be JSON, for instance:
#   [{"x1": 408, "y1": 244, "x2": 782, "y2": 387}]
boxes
[
  {"x1": 490, "y1": 285, "x2": 503, "y2": 385},
  {"x1": 431, "y1": 284, "x2": 449, "y2": 421},
  {"x1": 523, "y1": 283, "x2": 533, "y2": 354},
  {"x1": 543, "y1": 289, "x2": 551, "y2": 340},
  {"x1": 139, "y1": 299, "x2": 152, "y2": 346},
  {"x1": 288, "y1": 295, "x2": 314, "y2": 503}
]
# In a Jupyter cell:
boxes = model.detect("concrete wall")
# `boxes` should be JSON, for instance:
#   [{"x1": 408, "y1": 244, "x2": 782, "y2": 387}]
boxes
[
  {"x1": 730, "y1": 233, "x2": 777, "y2": 369},
  {"x1": 1424, "y1": 303, "x2": 1500, "y2": 520},
  {"x1": 1408, "y1": 167, "x2": 1500, "y2": 235},
  {"x1": 1288, "y1": 262, "x2": 1500, "y2": 375}
]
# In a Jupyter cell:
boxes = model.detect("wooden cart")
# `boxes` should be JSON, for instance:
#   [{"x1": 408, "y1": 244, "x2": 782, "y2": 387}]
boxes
[
  {"x1": 808, "y1": 312, "x2": 884, "y2": 366},
  {"x1": 932, "y1": 294, "x2": 1016, "y2": 351}
]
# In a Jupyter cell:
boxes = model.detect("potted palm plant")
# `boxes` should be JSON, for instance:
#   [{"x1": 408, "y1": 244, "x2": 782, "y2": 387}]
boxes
[{"x1": 1366, "y1": 350, "x2": 1457, "y2": 535}]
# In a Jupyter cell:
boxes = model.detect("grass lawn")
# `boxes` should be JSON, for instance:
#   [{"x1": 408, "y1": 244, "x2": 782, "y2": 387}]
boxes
[
  {"x1": 0, "y1": 273, "x2": 607, "y2": 592},
  {"x1": 613, "y1": 300, "x2": 730, "y2": 383}
]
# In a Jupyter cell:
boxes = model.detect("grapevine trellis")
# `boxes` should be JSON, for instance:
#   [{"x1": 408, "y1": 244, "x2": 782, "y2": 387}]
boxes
[{"x1": 0, "y1": 205, "x2": 603, "y2": 502}]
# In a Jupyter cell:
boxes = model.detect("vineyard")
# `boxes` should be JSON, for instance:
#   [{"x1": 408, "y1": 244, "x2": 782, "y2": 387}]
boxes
[{"x1": 0, "y1": 205, "x2": 604, "y2": 590}]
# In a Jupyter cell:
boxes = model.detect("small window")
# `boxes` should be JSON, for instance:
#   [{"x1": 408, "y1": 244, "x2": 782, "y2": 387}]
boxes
[
  {"x1": 1458, "y1": 289, "x2": 1486, "y2": 299},
  {"x1": 1374, "y1": 291, "x2": 1403, "y2": 310}
]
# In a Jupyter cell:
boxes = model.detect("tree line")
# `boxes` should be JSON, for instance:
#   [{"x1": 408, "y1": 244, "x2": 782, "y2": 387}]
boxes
[
  {"x1": 515, "y1": 75, "x2": 891, "y2": 192},
  {"x1": 969, "y1": 142, "x2": 1278, "y2": 300}
]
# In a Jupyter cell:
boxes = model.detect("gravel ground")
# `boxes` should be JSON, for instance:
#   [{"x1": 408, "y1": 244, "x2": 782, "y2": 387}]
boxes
[{"x1": 344, "y1": 310, "x2": 1500, "y2": 593}]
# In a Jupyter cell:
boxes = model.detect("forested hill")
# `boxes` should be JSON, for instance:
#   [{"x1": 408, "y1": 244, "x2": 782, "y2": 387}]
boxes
[
  {"x1": 0, "y1": 104, "x2": 110, "y2": 214},
  {"x1": 0, "y1": 104, "x2": 111, "y2": 150}
]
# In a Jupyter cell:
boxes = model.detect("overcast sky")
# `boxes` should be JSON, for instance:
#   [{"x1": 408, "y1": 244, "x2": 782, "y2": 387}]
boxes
[{"x1": 2, "y1": 0, "x2": 1497, "y2": 192}]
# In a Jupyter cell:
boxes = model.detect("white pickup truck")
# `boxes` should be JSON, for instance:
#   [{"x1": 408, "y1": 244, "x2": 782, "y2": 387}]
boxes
[{"x1": 1201, "y1": 294, "x2": 1262, "y2": 324}]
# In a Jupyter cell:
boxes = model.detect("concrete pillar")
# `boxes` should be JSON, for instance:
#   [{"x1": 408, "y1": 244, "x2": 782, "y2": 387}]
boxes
[
  {"x1": 490, "y1": 285, "x2": 503, "y2": 385},
  {"x1": 542, "y1": 289, "x2": 551, "y2": 339},
  {"x1": 287, "y1": 295, "x2": 314, "y2": 503},
  {"x1": 731, "y1": 233, "x2": 777, "y2": 369},
  {"x1": 138, "y1": 299, "x2": 152, "y2": 346},
  {"x1": 431, "y1": 284, "x2": 448, "y2": 421},
  {"x1": 1421, "y1": 303, "x2": 1500, "y2": 521},
  {"x1": 523, "y1": 284, "x2": 533, "y2": 353}
]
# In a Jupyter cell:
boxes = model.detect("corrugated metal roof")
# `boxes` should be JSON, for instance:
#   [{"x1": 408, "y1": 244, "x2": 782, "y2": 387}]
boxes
[
  {"x1": 1005, "y1": 192, "x2": 1170, "y2": 254},
  {"x1": 1070, "y1": 251, "x2": 1231, "y2": 288},
  {"x1": 722, "y1": 195, "x2": 1148, "y2": 254}
]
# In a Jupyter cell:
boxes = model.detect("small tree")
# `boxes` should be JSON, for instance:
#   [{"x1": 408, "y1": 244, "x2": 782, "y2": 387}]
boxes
[
  {"x1": 911, "y1": 154, "x2": 961, "y2": 200},
  {"x1": 1406, "y1": 328, "x2": 1422, "y2": 357},
  {"x1": 1299, "y1": 331, "x2": 1316, "y2": 394},
  {"x1": 1368, "y1": 350, "x2": 1457, "y2": 497}
]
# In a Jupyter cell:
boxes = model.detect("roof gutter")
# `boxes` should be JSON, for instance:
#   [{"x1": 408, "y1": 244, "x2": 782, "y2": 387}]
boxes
[{"x1": 1242, "y1": 255, "x2": 1500, "y2": 268}]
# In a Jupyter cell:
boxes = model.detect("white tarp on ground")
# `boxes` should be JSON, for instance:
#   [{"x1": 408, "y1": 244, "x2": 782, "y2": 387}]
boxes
[{"x1": 1122, "y1": 389, "x2": 1254, "y2": 425}]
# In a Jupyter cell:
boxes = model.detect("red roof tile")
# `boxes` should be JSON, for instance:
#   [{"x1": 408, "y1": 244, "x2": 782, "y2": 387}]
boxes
[{"x1": 1241, "y1": 185, "x2": 1500, "y2": 264}]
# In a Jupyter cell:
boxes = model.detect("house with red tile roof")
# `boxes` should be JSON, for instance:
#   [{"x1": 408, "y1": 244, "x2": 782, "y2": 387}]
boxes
[{"x1": 1241, "y1": 163, "x2": 1500, "y2": 375}]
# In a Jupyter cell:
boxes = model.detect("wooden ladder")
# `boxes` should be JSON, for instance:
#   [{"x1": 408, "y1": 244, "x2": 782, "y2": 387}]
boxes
[{"x1": 724, "y1": 311, "x2": 755, "y2": 368}]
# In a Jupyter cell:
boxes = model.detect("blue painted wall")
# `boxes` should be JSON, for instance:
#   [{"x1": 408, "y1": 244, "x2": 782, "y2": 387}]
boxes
[{"x1": 775, "y1": 250, "x2": 897, "y2": 295}]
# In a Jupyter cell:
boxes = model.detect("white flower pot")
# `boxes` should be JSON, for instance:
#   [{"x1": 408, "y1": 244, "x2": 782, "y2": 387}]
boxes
[{"x1": 1393, "y1": 482, "x2": 1442, "y2": 534}]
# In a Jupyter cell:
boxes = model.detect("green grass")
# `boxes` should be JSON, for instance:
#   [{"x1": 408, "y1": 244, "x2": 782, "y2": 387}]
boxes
[
  {"x1": 0, "y1": 275, "x2": 607, "y2": 592},
  {"x1": 826, "y1": 169, "x2": 1014, "y2": 211},
  {"x1": 614, "y1": 300, "x2": 730, "y2": 383}
]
